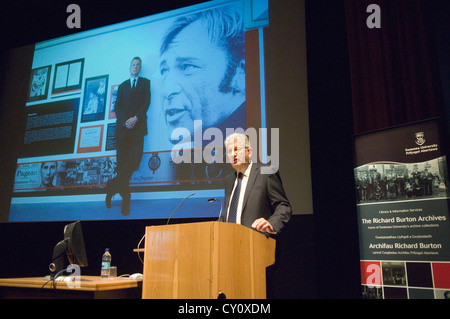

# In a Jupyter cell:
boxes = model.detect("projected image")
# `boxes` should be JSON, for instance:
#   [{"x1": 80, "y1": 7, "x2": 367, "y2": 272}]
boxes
[{"x1": 10, "y1": 0, "x2": 268, "y2": 222}]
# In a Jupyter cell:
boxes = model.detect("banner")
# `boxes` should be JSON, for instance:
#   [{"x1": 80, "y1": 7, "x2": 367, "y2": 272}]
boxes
[{"x1": 354, "y1": 119, "x2": 450, "y2": 299}]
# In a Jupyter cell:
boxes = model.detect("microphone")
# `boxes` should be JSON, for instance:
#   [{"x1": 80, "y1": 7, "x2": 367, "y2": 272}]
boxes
[
  {"x1": 207, "y1": 198, "x2": 223, "y2": 221},
  {"x1": 166, "y1": 192, "x2": 195, "y2": 225}
]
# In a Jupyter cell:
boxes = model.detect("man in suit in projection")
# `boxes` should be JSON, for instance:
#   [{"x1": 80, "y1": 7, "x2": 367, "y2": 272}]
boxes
[
  {"x1": 106, "y1": 57, "x2": 151, "y2": 215},
  {"x1": 219, "y1": 133, "x2": 292, "y2": 234}
]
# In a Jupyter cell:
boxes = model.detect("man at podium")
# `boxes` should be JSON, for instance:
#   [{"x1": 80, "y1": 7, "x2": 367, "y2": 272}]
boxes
[{"x1": 220, "y1": 133, "x2": 292, "y2": 234}]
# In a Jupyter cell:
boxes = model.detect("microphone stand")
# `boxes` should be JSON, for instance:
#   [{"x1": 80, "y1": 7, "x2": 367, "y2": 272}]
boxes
[
  {"x1": 166, "y1": 192, "x2": 195, "y2": 225},
  {"x1": 207, "y1": 198, "x2": 223, "y2": 221}
]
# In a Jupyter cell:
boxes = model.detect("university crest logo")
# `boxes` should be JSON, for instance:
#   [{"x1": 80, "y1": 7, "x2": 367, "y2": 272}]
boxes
[{"x1": 415, "y1": 132, "x2": 426, "y2": 146}]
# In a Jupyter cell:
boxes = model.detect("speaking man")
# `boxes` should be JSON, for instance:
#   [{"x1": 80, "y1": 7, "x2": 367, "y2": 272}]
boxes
[{"x1": 220, "y1": 133, "x2": 292, "y2": 234}]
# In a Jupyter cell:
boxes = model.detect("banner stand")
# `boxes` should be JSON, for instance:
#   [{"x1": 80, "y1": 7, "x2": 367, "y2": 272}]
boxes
[{"x1": 354, "y1": 118, "x2": 450, "y2": 299}]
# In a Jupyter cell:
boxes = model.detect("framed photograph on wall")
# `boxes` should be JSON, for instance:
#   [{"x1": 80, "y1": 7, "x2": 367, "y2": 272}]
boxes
[
  {"x1": 109, "y1": 84, "x2": 119, "y2": 119},
  {"x1": 51, "y1": 58, "x2": 84, "y2": 95},
  {"x1": 28, "y1": 65, "x2": 51, "y2": 102},
  {"x1": 77, "y1": 124, "x2": 104, "y2": 153},
  {"x1": 81, "y1": 75, "x2": 109, "y2": 123}
]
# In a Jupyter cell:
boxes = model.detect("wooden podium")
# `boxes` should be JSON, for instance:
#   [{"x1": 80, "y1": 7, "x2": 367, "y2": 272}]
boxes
[{"x1": 142, "y1": 221, "x2": 276, "y2": 299}]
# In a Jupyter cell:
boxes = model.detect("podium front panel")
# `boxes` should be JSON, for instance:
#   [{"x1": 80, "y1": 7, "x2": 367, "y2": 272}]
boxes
[{"x1": 142, "y1": 222, "x2": 275, "y2": 299}]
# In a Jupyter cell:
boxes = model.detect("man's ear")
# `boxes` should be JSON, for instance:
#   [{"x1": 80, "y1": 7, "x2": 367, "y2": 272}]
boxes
[
  {"x1": 230, "y1": 60, "x2": 245, "y2": 95},
  {"x1": 248, "y1": 146, "x2": 254, "y2": 161}
]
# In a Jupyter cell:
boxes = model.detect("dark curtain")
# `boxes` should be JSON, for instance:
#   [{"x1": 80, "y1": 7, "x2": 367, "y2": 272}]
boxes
[{"x1": 345, "y1": 0, "x2": 446, "y2": 134}]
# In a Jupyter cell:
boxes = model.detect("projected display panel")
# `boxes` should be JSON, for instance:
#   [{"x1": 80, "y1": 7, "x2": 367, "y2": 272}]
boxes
[{"x1": 9, "y1": 0, "x2": 268, "y2": 222}]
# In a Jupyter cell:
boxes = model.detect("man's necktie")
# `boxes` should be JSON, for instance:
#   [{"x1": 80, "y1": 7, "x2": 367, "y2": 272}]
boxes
[
  {"x1": 227, "y1": 172, "x2": 243, "y2": 223},
  {"x1": 132, "y1": 79, "x2": 136, "y2": 89}
]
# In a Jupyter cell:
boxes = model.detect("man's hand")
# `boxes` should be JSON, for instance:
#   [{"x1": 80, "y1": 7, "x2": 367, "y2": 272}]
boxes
[
  {"x1": 251, "y1": 218, "x2": 275, "y2": 234},
  {"x1": 125, "y1": 116, "x2": 138, "y2": 129}
]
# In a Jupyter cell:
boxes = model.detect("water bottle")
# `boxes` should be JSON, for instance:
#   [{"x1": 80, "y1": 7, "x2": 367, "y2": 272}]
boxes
[{"x1": 101, "y1": 248, "x2": 112, "y2": 278}]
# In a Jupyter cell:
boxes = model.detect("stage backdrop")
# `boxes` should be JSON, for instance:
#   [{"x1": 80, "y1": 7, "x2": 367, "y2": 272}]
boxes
[{"x1": 354, "y1": 118, "x2": 450, "y2": 299}]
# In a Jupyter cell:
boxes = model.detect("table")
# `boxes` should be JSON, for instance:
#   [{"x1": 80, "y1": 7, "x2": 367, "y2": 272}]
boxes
[{"x1": 0, "y1": 275, "x2": 142, "y2": 299}]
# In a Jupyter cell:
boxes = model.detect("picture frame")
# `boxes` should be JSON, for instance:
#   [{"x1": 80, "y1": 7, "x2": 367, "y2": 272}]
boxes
[
  {"x1": 81, "y1": 75, "x2": 109, "y2": 123},
  {"x1": 109, "y1": 84, "x2": 119, "y2": 119},
  {"x1": 51, "y1": 58, "x2": 84, "y2": 95},
  {"x1": 77, "y1": 125, "x2": 104, "y2": 153},
  {"x1": 28, "y1": 65, "x2": 52, "y2": 102}
]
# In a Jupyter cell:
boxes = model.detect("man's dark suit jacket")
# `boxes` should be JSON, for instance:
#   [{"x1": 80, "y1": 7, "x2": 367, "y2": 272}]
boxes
[
  {"x1": 220, "y1": 163, "x2": 292, "y2": 233},
  {"x1": 114, "y1": 77, "x2": 151, "y2": 139}
]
